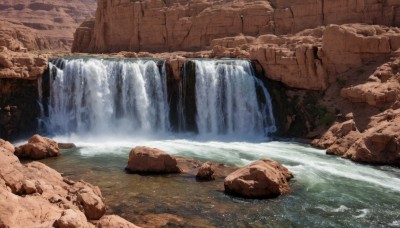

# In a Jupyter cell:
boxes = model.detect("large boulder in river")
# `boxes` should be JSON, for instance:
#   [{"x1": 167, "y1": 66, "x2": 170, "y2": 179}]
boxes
[
  {"x1": 126, "y1": 146, "x2": 181, "y2": 174},
  {"x1": 224, "y1": 159, "x2": 293, "y2": 198},
  {"x1": 15, "y1": 134, "x2": 60, "y2": 160}
]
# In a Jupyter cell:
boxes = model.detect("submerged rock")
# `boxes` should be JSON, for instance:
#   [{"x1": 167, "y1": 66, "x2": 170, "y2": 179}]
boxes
[
  {"x1": 196, "y1": 161, "x2": 216, "y2": 181},
  {"x1": 126, "y1": 146, "x2": 181, "y2": 174},
  {"x1": 15, "y1": 134, "x2": 60, "y2": 160},
  {"x1": 224, "y1": 159, "x2": 293, "y2": 198},
  {"x1": 58, "y1": 143, "x2": 77, "y2": 149},
  {"x1": 97, "y1": 215, "x2": 139, "y2": 228}
]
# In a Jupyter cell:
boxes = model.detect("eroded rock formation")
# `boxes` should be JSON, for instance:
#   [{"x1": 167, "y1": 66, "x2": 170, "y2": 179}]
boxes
[
  {"x1": 0, "y1": 0, "x2": 97, "y2": 50},
  {"x1": 0, "y1": 49, "x2": 47, "y2": 140},
  {"x1": 74, "y1": 0, "x2": 400, "y2": 54},
  {"x1": 312, "y1": 56, "x2": 400, "y2": 166},
  {"x1": 0, "y1": 139, "x2": 139, "y2": 227}
]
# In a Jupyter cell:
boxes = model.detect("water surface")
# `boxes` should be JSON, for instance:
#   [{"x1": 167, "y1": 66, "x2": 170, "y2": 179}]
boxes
[{"x1": 41, "y1": 137, "x2": 400, "y2": 227}]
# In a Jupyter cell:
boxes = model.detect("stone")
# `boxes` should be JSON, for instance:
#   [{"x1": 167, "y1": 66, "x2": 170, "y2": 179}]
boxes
[
  {"x1": 22, "y1": 180, "x2": 36, "y2": 194},
  {"x1": 57, "y1": 209, "x2": 92, "y2": 228},
  {"x1": 126, "y1": 146, "x2": 181, "y2": 174},
  {"x1": 196, "y1": 162, "x2": 216, "y2": 181},
  {"x1": 0, "y1": 139, "x2": 14, "y2": 153},
  {"x1": 96, "y1": 215, "x2": 139, "y2": 228},
  {"x1": 340, "y1": 57, "x2": 400, "y2": 107},
  {"x1": 224, "y1": 159, "x2": 293, "y2": 198},
  {"x1": 136, "y1": 213, "x2": 185, "y2": 228},
  {"x1": 313, "y1": 108, "x2": 400, "y2": 166},
  {"x1": 76, "y1": 184, "x2": 106, "y2": 220},
  {"x1": 344, "y1": 109, "x2": 400, "y2": 165},
  {"x1": 15, "y1": 134, "x2": 60, "y2": 159},
  {"x1": 0, "y1": 138, "x2": 109, "y2": 227}
]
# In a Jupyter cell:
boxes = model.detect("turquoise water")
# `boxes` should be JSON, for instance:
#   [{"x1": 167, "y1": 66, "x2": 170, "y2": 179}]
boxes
[{"x1": 41, "y1": 137, "x2": 400, "y2": 227}]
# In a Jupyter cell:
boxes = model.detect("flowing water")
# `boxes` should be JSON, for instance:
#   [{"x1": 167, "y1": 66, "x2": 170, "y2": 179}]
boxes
[
  {"x1": 42, "y1": 138, "x2": 400, "y2": 227},
  {"x1": 46, "y1": 58, "x2": 169, "y2": 135},
  {"x1": 39, "y1": 57, "x2": 400, "y2": 227}
]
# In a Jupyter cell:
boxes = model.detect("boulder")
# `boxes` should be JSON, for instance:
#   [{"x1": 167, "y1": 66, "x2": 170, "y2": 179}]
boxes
[
  {"x1": 96, "y1": 215, "x2": 139, "y2": 228},
  {"x1": 15, "y1": 134, "x2": 60, "y2": 160},
  {"x1": 196, "y1": 162, "x2": 216, "y2": 181},
  {"x1": 224, "y1": 159, "x2": 293, "y2": 198},
  {"x1": 76, "y1": 183, "x2": 106, "y2": 220},
  {"x1": 126, "y1": 147, "x2": 181, "y2": 174},
  {"x1": 57, "y1": 209, "x2": 92, "y2": 228}
]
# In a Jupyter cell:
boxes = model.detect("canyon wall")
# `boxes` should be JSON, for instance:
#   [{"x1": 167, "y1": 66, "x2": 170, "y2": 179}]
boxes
[
  {"x1": 0, "y1": 50, "x2": 47, "y2": 140},
  {"x1": 73, "y1": 0, "x2": 400, "y2": 53},
  {"x1": 72, "y1": 0, "x2": 400, "y2": 91},
  {"x1": 0, "y1": 0, "x2": 97, "y2": 50}
]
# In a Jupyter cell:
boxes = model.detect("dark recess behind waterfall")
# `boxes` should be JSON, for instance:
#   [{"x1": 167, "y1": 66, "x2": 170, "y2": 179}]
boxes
[{"x1": 0, "y1": 59, "x2": 318, "y2": 140}]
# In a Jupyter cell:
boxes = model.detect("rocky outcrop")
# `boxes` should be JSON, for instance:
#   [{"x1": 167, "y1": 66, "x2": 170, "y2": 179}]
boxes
[
  {"x1": 0, "y1": 20, "x2": 49, "y2": 51},
  {"x1": 0, "y1": 0, "x2": 97, "y2": 50},
  {"x1": 72, "y1": 19, "x2": 95, "y2": 53},
  {"x1": 74, "y1": 0, "x2": 400, "y2": 54},
  {"x1": 15, "y1": 134, "x2": 60, "y2": 160},
  {"x1": 0, "y1": 49, "x2": 47, "y2": 140},
  {"x1": 0, "y1": 140, "x2": 97, "y2": 227},
  {"x1": 0, "y1": 49, "x2": 47, "y2": 79},
  {"x1": 126, "y1": 146, "x2": 182, "y2": 173},
  {"x1": 340, "y1": 56, "x2": 400, "y2": 107},
  {"x1": 224, "y1": 159, "x2": 293, "y2": 198},
  {"x1": 0, "y1": 139, "x2": 140, "y2": 227},
  {"x1": 312, "y1": 108, "x2": 400, "y2": 166}
]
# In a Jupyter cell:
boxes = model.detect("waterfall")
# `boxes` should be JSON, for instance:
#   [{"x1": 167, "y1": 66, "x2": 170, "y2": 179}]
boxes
[
  {"x1": 44, "y1": 58, "x2": 276, "y2": 138},
  {"x1": 46, "y1": 58, "x2": 169, "y2": 135},
  {"x1": 193, "y1": 60, "x2": 276, "y2": 136}
]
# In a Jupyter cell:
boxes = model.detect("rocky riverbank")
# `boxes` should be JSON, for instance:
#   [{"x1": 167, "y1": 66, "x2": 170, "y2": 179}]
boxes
[{"x1": 0, "y1": 138, "x2": 139, "y2": 227}]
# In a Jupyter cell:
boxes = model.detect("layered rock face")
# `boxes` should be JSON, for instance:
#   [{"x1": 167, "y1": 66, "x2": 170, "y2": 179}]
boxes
[
  {"x1": 0, "y1": 20, "x2": 50, "y2": 51},
  {"x1": 312, "y1": 56, "x2": 400, "y2": 166},
  {"x1": 0, "y1": 49, "x2": 47, "y2": 140},
  {"x1": 74, "y1": 0, "x2": 400, "y2": 53},
  {"x1": 0, "y1": 0, "x2": 97, "y2": 50}
]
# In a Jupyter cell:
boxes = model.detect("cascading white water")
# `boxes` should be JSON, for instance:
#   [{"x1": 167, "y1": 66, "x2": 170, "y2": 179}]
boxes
[
  {"x1": 46, "y1": 58, "x2": 276, "y2": 138},
  {"x1": 194, "y1": 60, "x2": 276, "y2": 136},
  {"x1": 47, "y1": 58, "x2": 169, "y2": 135}
]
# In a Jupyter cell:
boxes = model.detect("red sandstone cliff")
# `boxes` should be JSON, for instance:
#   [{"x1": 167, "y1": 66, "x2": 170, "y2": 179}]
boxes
[
  {"x1": 0, "y1": 0, "x2": 97, "y2": 50},
  {"x1": 73, "y1": 0, "x2": 400, "y2": 53}
]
